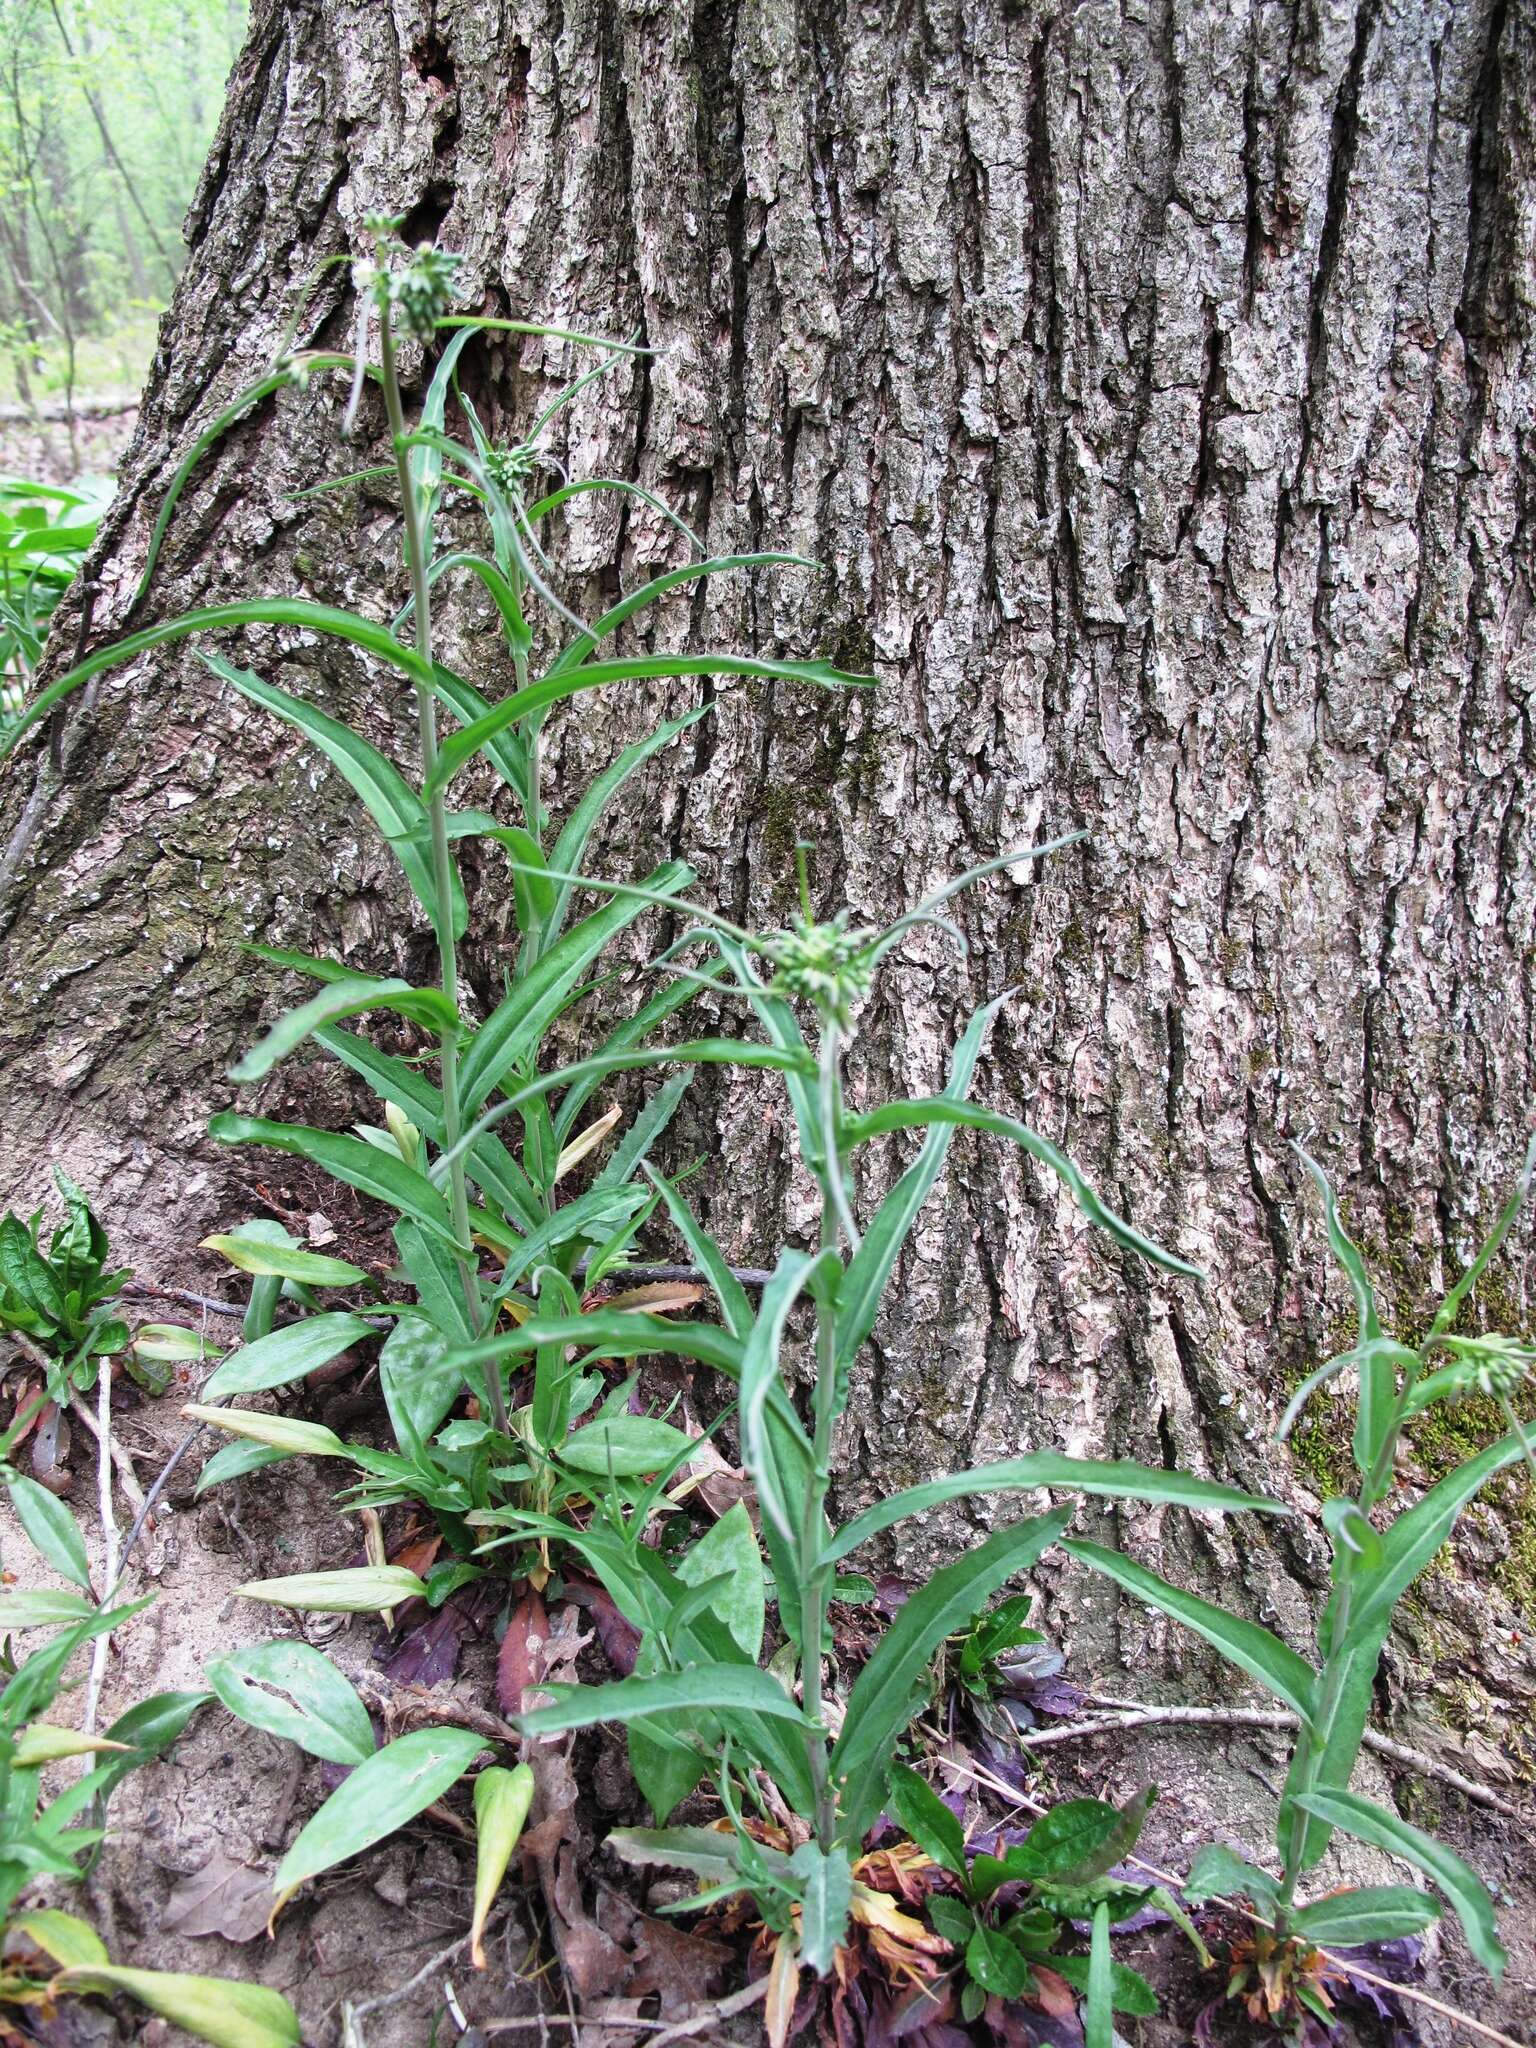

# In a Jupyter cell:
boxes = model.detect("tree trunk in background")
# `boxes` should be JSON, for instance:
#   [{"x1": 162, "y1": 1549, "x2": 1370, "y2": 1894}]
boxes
[{"x1": 1, "y1": 0, "x2": 1533, "y2": 1748}]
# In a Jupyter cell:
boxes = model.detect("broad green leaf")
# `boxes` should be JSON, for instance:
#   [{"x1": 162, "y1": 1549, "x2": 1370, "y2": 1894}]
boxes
[
  {"x1": 393, "y1": 1221, "x2": 482, "y2": 1344},
  {"x1": 0, "y1": 1590, "x2": 96, "y2": 1630},
  {"x1": 38, "y1": 1689, "x2": 213, "y2": 1834},
  {"x1": 1006, "y1": 1799, "x2": 1122, "y2": 1882},
  {"x1": 10, "y1": 1907, "x2": 106, "y2": 1968},
  {"x1": 1290, "y1": 1885, "x2": 1440, "y2": 1946},
  {"x1": 1051, "y1": 1951, "x2": 1158, "y2": 2018},
  {"x1": 235, "y1": 1567, "x2": 427, "y2": 1613},
  {"x1": 517, "y1": 1665, "x2": 814, "y2": 1738},
  {"x1": 209, "y1": 1113, "x2": 461, "y2": 1249},
  {"x1": 966, "y1": 1923, "x2": 1031, "y2": 1998},
  {"x1": 206, "y1": 1641, "x2": 375, "y2": 1766},
  {"x1": 471, "y1": 1764, "x2": 535, "y2": 1967},
  {"x1": 832, "y1": 1511, "x2": 1072, "y2": 1839},
  {"x1": 199, "y1": 1313, "x2": 374, "y2": 1400},
  {"x1": 822, "y1": 1456, "x2": 1286, "y2": 1568},
  {"x1": 380, "y1": 1314, "x2": 465, "y2": 1453},
  {"x1": 53, "y1": 1965, "x2": 300, "y2": 2047},
  {"x1": 841, "y1": 1099, "x2": 1201, "y2": 1278},
  {"x1": 229, "y1": 976, "x2": 457, "y2": 1084},
  {"x1": 791, "y1": 1840, "x2": 852, "y2": 1975},
  {"x1": 1292, "y1": 1789, "x2": 1506, "y2": 1978},
  {"x1": 194, "y1": 1441, "x2": 293, "y2": 1496},
  {"x1": 273, "y1": 1726, "x2": 487, "y2": 1902},
  {"x1": 886, "y1": 1763, "x2": 966, "y2": 1877},
  {"x1": 205, "y1": 655, "x2": 467, "y2": 939},
  {"x1": 5, "y1": 1475, "x2": 92, "y2": 1591},
  {"x1": 425, "y1": 650, "x2": 873, "y2": 798},
  {"x1": 1034, "y1": 1785, "x2": 1156, "y2": 1886},
  {"x1": 456, "y1": 861, "x2": 695, "y2": 1111},
  {"x1": 560, "y1": 1415, "x2": 698, "y2": 1477},
  {"x1": 1182, "y1": 1844, "x2": 1279, "y2": 1910},
  {"x1": 1062, "y1": 1540, "x2": 1317, "y2": 1723},
  {"x1": 676, "y1": 1503, "x2": 764, "y2": 1660}
]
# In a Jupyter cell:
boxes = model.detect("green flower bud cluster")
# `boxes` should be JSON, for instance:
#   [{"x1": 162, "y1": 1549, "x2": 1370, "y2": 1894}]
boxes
[
  {"x1": 763, "y1": 913, "x2": 875, "y2": 1031},
  {"x1": 387, "y1": 244, "x2": 464, "y2": 340}
]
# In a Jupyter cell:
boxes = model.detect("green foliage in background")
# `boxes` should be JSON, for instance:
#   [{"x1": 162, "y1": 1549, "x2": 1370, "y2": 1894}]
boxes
[{"x1": 0, "y1": 0, "x2": 245, "y2": 407}]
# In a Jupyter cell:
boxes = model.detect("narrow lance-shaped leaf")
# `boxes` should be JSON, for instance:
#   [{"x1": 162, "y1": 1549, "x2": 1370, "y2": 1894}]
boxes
[
  {"x1": 822, "y1": 1455, "x2": 1287, "y2": 1568},
  {"x1": 208, "y1": 656, "x2": 468, "y2": 939},
  {"x1": 832, "y1": 1510, "x2": 1073, "y2": 1840},
  {"x1": 425, "y1": 649, "x2": 873, "y2": 799},
  {"x1": 210, "y1": 1113, "x2": 462, "y2": 1249},
  {"x1": 456, "y1": 861, "x2": 696, "y2": 1111},
  {"x1": 229, "y1": 974, "x2": 458, "y2": 1083},
  {"x1": 836, "y1": 991, "x2": 1013, "y2": 1369},
  {"x1": 1062, "y1": 1539, "x2": 1318, "y2": 1723},
  {"x1": 516, "y1": 1665, "x2": 816, "y2": 1738},
  {"x1": 841, "y1": 1099, "x2": 1202, "y2": 1279},
  {"x1": 199, "y1": 1313, "x2": 376, "y2": 1401}
]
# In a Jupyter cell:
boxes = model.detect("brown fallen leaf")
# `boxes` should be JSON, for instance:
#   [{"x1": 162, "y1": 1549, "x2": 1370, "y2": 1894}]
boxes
[
  {"x1": 496, "y1": 1584, "x2": 548, "y2": 1716},
  {"x1": 161, "y1": 1848, "x2": 276, "y2": 1944}
]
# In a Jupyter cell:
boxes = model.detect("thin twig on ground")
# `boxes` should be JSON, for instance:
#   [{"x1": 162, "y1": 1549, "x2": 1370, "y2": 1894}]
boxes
[
  {"x1": 66, "y1": 1387, "x2": 148, "y2": 1525},
  {"x1": 1017, "y1": 1695, "x2": 1529, "y2": 1822},
  {"x1": 79, "y1": 1365, "x2": 117, "y2": 1743}
]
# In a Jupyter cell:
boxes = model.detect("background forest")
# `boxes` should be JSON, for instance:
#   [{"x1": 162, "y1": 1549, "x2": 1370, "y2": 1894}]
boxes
[{"x1": 0, "y1": 0, "x2": 243, "y2": 466}]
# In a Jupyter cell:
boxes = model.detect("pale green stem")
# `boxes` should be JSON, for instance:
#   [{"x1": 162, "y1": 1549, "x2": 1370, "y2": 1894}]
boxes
[
  {"x1": 376, "y1": 298, "x2": 501, "y2": 1425},
  {"x1": 797, "y1": 1023, "x2": 850, "y2": 1848}
]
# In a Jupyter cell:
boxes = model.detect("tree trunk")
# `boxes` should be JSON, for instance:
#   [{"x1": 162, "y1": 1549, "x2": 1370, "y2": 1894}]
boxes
[{"x1": 2, "y1": 0, "x2": 1533, "y2": 1757}]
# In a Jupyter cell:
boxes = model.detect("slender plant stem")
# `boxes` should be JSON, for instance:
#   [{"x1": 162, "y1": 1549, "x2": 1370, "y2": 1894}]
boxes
[
  {"x1": 796, "y1": 1025, "x2": 852, "y2": 1848},
  {"x1": 376, "y1": 292, "x2": 498, "y2": 1421}
]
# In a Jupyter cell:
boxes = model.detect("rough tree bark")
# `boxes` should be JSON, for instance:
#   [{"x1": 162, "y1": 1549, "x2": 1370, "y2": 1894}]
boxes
[{"x1": 1, "y1": 0, "x2": 1533, "y2": 1786}]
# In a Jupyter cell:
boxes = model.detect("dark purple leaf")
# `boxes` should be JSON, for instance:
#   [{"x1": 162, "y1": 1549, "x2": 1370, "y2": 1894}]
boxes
[
  {"x1": 563, "y1": 1576, "x2": 641, "y2": 1675},
  {"x1": 380, "y1": 1577, "x2": 498, "y2": 1685}
]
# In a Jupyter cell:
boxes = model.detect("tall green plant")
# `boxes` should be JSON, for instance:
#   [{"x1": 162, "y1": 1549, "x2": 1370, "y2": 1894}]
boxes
[
  {"x1": 452, "y1": 844, "x2": 1287, "y2": 1999},
  {"x1": 1080, "y1": 1150, "x2": 1534, "y2": 2019}
]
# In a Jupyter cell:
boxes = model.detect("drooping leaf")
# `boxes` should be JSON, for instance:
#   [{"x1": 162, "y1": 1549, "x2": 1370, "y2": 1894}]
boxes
[
  {"x1": 822, "y1": 1456, "x2": 1286, "y2": 1567},
  {"x1": 209, "y1": 1113, "x2": 461, "y2": 1248},
  {"x1": 516, "y1": 1665, "x2": 814, "y2": 1738},
  {"x1": 841, "y1": 1099, "x2": 1200, "y2": 1278},
  {"x1": 228, "y1": 978, "x2": 457, "y2": 1085},
  {"x1": 193, "y1": 1441, "x2": 294, "y2": 1495},
  {"x1": 1181, "y1": 1844, "x2": 1280, "y2": 1911},
  {"x1": 206, "y1": 655, "x2": 467, "y2": 938},
  {"x1": 206, "y1": 1641, "x2": 375, "y2": 1766},
  {"x1": 1062, "y1": 1540, "x2": 1317, "y2": 1723},
  {"x1": 425, "y1": 649, "x2": 873, "y2": 799},
  {"x1": 1289, "y1": 1885, "x2": 1440, "y2": 1946},
  {"x1": 1292, "y1": 1788, "x2": 1506, "y2": 1979}
]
